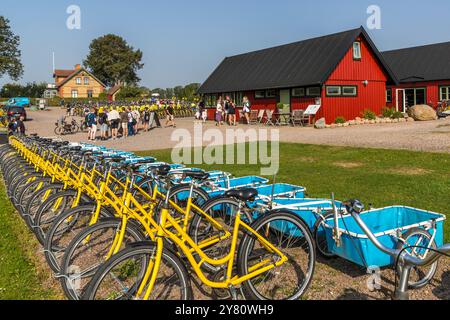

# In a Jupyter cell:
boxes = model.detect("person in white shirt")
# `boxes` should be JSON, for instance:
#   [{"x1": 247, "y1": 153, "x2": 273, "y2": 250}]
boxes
[
  {"x1": 108, "y1": 106, "x2": 121, "y2": 140},
  {"x1": 216, "y1": 97, "x2": 224, "y2": 127}
]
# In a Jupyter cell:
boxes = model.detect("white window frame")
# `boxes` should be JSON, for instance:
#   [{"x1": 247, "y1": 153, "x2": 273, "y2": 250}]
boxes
[
  {"x1": 306, "y1": 87, "x2": 321, "y2": 97},
  {"x1": 353, "y1": 42, "x2": 362, "y2": 60},
  {"x1": 266, "y1": 89, "x2": 277, "y2": 98},
  {"x1": 342, "y1": 86, "x2": 357, "y2": 97},
  {"x1": 326, "y1": 86, "x2": 342, "y2": 96},
  {"x1": 440, "y1": 86, "x2": 449, "y2": 101},
  {"x1": 292, "y1": 88, "x2": 305, "y2": 97},
  {"x1": 255, "y1": 90, "x2": 265, "y2": 99},
  {"x1": 71, "y1": 90, "x2": 78, "y2": 98},
  {"x1": 75, "y1": 77, "x2": 81, "y2": 85},
  {"x1": 84, "y1": 77, "x2": 89, "y2": 85},
  {"x1": 386, "y1": 88, "x2": 393, "y2": 102}
]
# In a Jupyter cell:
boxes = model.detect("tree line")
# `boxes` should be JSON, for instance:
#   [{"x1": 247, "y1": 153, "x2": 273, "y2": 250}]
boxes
[{"x1": 0, "y1": 15, "x2": 200, "y2": 100}]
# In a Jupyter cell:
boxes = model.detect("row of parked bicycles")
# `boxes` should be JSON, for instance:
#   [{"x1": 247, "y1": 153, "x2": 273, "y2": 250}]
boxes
[{"x1": 1, "y1": 135, "x2": 449, "y2": 300}]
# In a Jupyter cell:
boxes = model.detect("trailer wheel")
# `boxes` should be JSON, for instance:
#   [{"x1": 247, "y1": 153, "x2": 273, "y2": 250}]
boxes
[
  {"x1": 312, "y1": 211, "x2": 337, "y2": 258},
  {"x1": 396, "y1": 227, "x2": 438, "y2": 289}
]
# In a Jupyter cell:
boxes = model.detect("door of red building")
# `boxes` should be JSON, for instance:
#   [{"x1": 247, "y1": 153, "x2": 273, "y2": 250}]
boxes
[{"x1": 396, "y1": 89, "x2": 406, "y2": 113}]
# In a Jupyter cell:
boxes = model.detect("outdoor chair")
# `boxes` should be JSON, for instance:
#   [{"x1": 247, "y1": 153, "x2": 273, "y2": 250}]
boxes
[
  {"x1": 257, "y1": 110, "x2": 266, "y2": 124},
  {"x1": 238, "y1": 110, "x2": 245, "y2": 124},
  {"x1": 290, "y1": 110, "x2": 310, "y2": 127},
  {"x1": 265, "y1": 109, "x2": 275, "y2": 126},
  {"x1": 248, "y1": 110, "x2": 259, "y2": 125}
]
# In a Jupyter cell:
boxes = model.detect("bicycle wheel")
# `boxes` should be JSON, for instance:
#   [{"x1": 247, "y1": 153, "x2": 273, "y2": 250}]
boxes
[
  {"x1": 24, "y1": 183, "x2": 65, "y2": 227},
  {"x1": 33, "y1": 190, "x2": 81, "y2": 245},
  {"x1": 16, "y1": 177, "x2": 51, "y2": 225},
  {"x1": 237, "y1": 210, "x2": 315, "y2": 300},
  {"x1": 54, "y1": 126, "x2": 64, "y2": 136},
  {"x1": 11, "y1": 173, "x2": 43, "y2": 208},
  {"x1": 396, "y1": 227, "x2": 438, "y2": 289},
  {"x1": 44, "y1": 204, "x2": 114, "y2": 273},
  {"x1": 162, "y1": 184, "x2": 209, "y2": 220},
  {"x1": 60, "y1": 218, "x2": 147, "y2": 300},
  {"x1": 188, "y1": 197, "x2": 253, "y2": 273},
  {"x1": 71, "y1": 123, "x2": 80, "y2": 134},
  {"x1": 82, "y1": 243, "x2": 192, "y2": 300},
  {"x1": 312, "y1": 211, "x2": 337, "y2": 258}
]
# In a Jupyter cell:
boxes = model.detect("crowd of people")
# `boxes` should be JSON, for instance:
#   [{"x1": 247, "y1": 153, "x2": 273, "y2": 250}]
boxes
[
  {"x1": 214, "y1": 95, "x2": 251, "y2": 127},
  {"x1": 82, "y1": 105, "x2": 172, "y2": 141},
  {"x1": 7, "y1": 116, "x2": 26, "y2": 135}
]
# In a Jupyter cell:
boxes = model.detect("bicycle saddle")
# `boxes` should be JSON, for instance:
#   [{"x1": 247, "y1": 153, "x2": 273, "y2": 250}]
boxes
[
  {"x1": 224, "y1": 188, "x2": 258, "y2": 202},
  {"x1": 153, "y1": 164, "x2": 172, "y2": 176},
  {"x1": 104, "y1": 156, "x2": 124, "y2": 163},
  {"x1": 182, "y1": 170, "x2": 210, "y2": 181}
]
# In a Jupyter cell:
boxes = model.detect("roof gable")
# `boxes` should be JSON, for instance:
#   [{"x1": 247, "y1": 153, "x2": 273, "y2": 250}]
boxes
[
  {"x1": 54, "y1": 69, "x2": 76, "y2": 78},
  {"x1": 198, "y1": 27, "x2": 397, "y2": 94},
  {"x1": 383, "y1": 42, "x2": 450, "y2": 83},
  {"x1": 56, "y1": 68, "x2": 106, "y2": 88}
]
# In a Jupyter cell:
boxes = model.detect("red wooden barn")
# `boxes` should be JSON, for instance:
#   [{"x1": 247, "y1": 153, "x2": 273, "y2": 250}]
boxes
[
  {"x1": 383, "y1": 42, "x2": 450, "y2": 112},
  {"x1": 198, "y1": 27, "x2": 398, "y2": 124}
]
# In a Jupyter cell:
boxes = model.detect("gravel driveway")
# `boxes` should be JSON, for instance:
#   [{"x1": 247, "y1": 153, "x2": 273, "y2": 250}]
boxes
[{"x1": 26, "y1": 108, "x2": 450, "y2": 153}]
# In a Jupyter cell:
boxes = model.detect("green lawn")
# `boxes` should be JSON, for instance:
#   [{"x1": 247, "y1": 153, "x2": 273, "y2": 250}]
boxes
[
  {"x1": 0, "y1": 142, "x2": 448, "y2": 299},
  {"x1": 138, "y1": 143, "x2": 450, "y2": 242},
  {"x1": 0, "y1": 183, "x2": 57, "y2": 300}
]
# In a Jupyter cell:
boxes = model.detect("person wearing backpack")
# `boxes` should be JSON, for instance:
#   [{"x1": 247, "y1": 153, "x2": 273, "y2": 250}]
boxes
[
  {"x1": 242, "y1": 96, "x2": 251, "y2": 125},
  {"x1": 143, "y1": 107, "x2": 151, "y2": 132},
  {"x1": 98, "y1": 108, "x2": 109, "y2": 141},
  {"x1": 86, "y1": 108, "x2": 98, "y2": 141}
]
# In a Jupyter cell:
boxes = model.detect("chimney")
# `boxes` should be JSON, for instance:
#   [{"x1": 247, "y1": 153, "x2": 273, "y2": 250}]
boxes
[{"x1": 74, "y1": 64, "x2": 81, "y2": 70}]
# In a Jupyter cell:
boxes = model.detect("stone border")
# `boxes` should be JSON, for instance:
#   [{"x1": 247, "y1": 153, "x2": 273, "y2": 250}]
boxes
[{"x1": 318, "y1": 117, "x2": 415, "y2": 129}]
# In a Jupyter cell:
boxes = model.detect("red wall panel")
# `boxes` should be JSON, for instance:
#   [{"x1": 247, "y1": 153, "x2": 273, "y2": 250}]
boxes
[
  {"x1": 320, "y1": 37, "x2": 389, "y2": 123},
  {"x1": 388, "y1": 81, "x2": 450, "y2": 110}
]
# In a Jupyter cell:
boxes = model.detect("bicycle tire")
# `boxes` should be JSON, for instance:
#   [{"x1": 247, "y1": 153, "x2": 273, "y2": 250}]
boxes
[
  {"x1": 237, "y1": 210, "x2": 315, "y2": 300},
  {"x1": 60, "y1": 218, "x2": 147, "y2": 300},
  {"x1": 82, "y1": 243, "x2": 192, "y2": 300}
]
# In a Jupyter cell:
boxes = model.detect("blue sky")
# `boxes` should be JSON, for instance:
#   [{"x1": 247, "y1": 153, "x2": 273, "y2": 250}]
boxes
[{"x1": 1, "y1": 0, "x2": 450, "y2": 89}]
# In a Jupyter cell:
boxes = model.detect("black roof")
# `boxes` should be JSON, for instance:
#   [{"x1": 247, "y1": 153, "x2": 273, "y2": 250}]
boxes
[
  {"x1": 198, "y1": 27, "x2": 397, "y2": 94},
  {"x1": 383, "y1": 42, "x2": 450, "y2": 83}
]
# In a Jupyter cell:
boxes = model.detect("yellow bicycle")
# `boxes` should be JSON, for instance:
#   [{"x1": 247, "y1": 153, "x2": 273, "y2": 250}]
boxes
[{"x1": 82, "y1": 185, "x2": 315, "y2": 300}]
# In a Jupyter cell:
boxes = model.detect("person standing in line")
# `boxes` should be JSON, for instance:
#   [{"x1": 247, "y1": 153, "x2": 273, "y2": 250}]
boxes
[
  {"x1": 120, "y1": 107, "x2": 128, "y2": 138},
  {"x1": 17, "y1": 116, "x2": 26, "y2": 135},
  {"x1": 143, "y1": 107, "x2": 151, "y2": 132},
  {"x1": 242, "y1": 96, "x2": 251, "y2": 125},
  {"x1": 8, "y1": 118, "x2": 18, "y2": 135},
  {"x1": 224, "y1": 96, "x2": 231, "y2": 124},
  {"x1": 132, "y1": 108, "x2": 140, "y2": 134},
  {"x1": 165, "y1": 104, "x2": 176, "y2": 128},
  {"x1": 108, "y1": 106, "x2": 121, "y2": 140},
  {"x1": 227, "y1": 98, "x2": 237, "y2": 126},
  {"x1": 98, "y1": 108, "x2": 109, "y2": 141},
  {"x1": 215, "y1": 97, "x2": 223, "y2": 127},
  {"x1": 127, "y1": 107, "x2": 135, "y2": 136},
  {"x1": 86, "y1": 108, "x2": 98, "y2": 141}
]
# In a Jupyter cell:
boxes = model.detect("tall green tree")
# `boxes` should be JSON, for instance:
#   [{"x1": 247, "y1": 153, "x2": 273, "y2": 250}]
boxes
[
  {"x1": 0, "y1": 16, "x2": 23, "y2": 81},
  {"x1": 83, "y1": 34, "x2": 144, "y2": 87},
  {"x1": 0, "y1": 82, "x2": 46, "y2": 98}
]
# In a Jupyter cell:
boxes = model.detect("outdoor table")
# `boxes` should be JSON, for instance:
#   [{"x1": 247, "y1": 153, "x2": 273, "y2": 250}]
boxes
[{"x1": 273, "y1": 112, "x2": 291, "y2": 126}]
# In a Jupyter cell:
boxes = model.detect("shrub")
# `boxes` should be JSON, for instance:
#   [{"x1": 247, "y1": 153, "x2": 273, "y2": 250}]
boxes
[
  {"x1": 392, "y1": 111, "x2": 404, "y2": 119},
  {"x1": 334, "y1": 116, "x2": 346, "y2": 124},
  {"x1": 362, "y1": 109, "x2": 376, "y2": 120},
  {"x1": 382, "y1": 107, "x2": 395, "y2": 119}
]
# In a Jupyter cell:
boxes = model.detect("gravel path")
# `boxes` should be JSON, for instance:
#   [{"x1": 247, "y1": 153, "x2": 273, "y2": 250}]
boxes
[{"x1": 26, "y1": 108, "x2": 450, "y2": 153}]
